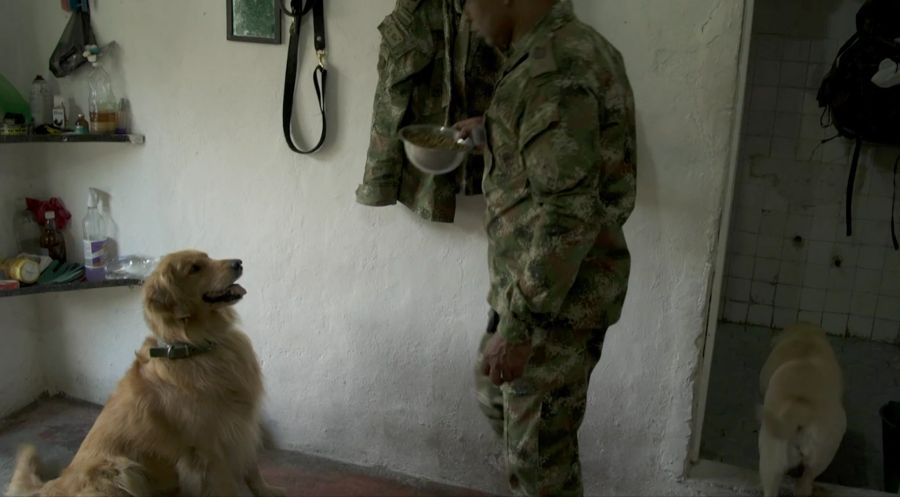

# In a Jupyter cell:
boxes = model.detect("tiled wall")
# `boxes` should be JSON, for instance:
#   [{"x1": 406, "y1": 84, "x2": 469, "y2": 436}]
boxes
[{"x1": 722, "y1": 9, "x2": 900, "y2": 342}]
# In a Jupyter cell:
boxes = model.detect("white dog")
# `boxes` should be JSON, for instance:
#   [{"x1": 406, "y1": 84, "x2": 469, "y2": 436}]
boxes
[{"x1": 758, "y1": 323, "x2": 846, "y2": 497}]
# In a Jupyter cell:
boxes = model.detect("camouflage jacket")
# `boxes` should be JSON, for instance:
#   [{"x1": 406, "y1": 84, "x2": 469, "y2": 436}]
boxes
[
  {"x1": 355, "y1": 0, "x2": 501, "y2": 223},
  {"x1": 484, "y1": 0, "x2": 637, "y2": 343}
]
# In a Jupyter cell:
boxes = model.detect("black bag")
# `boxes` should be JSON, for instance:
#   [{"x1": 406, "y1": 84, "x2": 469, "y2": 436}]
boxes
[
  {"x1": 817, "y1": 0, "x2": 900, "y2": 248},
  {"x1": 49, "y1": 4, "x2": 97, "y2": 78}
]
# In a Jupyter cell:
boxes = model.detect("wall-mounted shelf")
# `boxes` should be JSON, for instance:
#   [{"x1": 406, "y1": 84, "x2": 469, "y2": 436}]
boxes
[
  {"x1": 0, "y1": 279, "x2": 143, "y2": 299},
  {"x1": 0, "y1": 134, "x2": 145, "y2": 145}
]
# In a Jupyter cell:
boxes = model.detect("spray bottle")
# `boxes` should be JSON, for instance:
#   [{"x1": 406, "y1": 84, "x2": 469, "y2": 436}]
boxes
[{"x1": 82, "y1": 188, "x2": 108, "y2": 282}]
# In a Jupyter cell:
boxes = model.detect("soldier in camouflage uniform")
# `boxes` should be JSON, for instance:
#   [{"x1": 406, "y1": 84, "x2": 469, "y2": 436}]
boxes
[
  {"x1": 457, "y1": 0, "x2": 636, "y2": 495},
  {"x1": 356, "y1": 0, "x2": 501, "y2": 223}
]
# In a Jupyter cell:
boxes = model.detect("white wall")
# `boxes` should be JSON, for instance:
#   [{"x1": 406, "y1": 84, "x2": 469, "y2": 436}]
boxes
[
  {"x1": 0, "y1": 0, "x2": 45, "y2": 416},
  {"x1": 722, "y1": 0, "x2": 900, "y2": 342},
  {"x1": 1, "y1": 0, "x2": 747, "y2": 493}
]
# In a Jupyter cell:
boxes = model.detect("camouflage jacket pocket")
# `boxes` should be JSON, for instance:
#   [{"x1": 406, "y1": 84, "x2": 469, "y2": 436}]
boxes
[
  {"x1": 519, "y1": 99, "x2": 560, "y2": 152},
  {"x1": 377, "y1": 13, "x2": 435, "y2": 87}
]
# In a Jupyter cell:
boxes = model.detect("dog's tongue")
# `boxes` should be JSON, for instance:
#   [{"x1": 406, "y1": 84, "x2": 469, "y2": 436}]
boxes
[{"x1": 229, "y1": 284, "x2": 247, "y2": 297}]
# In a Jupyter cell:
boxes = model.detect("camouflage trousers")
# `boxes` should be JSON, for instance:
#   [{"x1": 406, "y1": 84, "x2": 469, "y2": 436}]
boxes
[{"x1": 475, "y1": 323, "x2": 605, "y2": 497}]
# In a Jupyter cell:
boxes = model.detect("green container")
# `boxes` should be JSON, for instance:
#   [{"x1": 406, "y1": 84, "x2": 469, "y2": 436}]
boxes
[{"x1": 0, "y1": 72, "x2": 31, "y2": 122}]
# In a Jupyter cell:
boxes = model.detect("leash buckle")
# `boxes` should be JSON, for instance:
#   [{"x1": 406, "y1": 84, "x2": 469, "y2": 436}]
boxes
[{"x1": 316, "y1": 49, "x2": 327, "y2": 69}]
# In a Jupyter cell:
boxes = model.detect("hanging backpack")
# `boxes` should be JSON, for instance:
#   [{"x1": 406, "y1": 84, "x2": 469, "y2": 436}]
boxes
[{"x1": 817, "y1": 0, "x2": 900, "y2": 249}]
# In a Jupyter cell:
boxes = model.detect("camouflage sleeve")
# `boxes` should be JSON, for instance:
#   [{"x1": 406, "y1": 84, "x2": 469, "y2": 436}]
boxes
[
  {"x1": 356, "y1": 2, "x2": 434, "y2": 206},
  {"x1": 498, "y1": 83, "x2": 635, "y2": 343}
]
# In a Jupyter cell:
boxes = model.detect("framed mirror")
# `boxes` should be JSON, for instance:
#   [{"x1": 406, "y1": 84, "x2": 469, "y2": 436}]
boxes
[{"x1": 227, "y1": 0, "x2": 282, "y2": 44}]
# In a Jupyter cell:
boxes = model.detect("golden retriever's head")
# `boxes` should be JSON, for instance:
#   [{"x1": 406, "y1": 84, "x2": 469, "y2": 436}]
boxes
[{"x1": 143, "y1": 250, "x2": 246, "y2": 322}]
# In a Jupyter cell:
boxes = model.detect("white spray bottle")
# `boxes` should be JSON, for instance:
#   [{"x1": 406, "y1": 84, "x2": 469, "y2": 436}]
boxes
[{"x1": 82, "y1": 188, "x2": 108, "y2": 282}]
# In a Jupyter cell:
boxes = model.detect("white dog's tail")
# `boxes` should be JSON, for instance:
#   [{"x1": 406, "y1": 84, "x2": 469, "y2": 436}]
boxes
[
  {"x1": 5, "y1": 445, "x2": 44, "y2": 497},
  {"x1": 763, "y1": 397, "x2": 813, "y2": 439}
]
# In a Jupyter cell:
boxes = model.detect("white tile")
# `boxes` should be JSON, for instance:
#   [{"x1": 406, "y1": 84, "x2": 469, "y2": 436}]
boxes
[
  {"x1": 795, "y1": 139, "x2": 823, "y2": 162},
  {"x1": 747, "y1": 111, "x2": 776, "y2": 136},
  {"x1": 754, "y1": 60, "x2": 781, "y2": 86},
  {"x1": 831, "y1": 243, "x2": 858, "y2": 269},
  {"x1": 784, "y1": 215, "x2": 813, "y2": 238},
  {"x1": 809, "y1": 217, "x2": 838, "y2": 242},
  {"x1": 733, "y1": 207, "x2": 763, "y2": 234},
  {"x1": 804, "y1": 263, "x2": 830, "y2": 289},
  {"x1": 724, "y1": 301, "x2": 749, "y2": 323},
  {"x1": 773, "y1": 113, "x2": 801, "y2": 138},
  {"x1": 858, "y1": 246, "x2": 886, "y2": 270},
  {"x1": 754, "y1": 34, "x2": 783, "y2": 60},
  {"x1": 729, "y1": 232, "x2": 757, "y2": 256},
  {"x1": 776, "y1": 89, "x2": 804, "y2": 113},
  {"x1": 799, "y1": 115, "x2": 826, "y2": 139},
  {"x1": 729, "y1": 255, "x2": 755, "y2": 279},
  {"x1": 807, "y1": 241, "x2": 833, "y2": 265},
  {"x1": 763, "y1": 190, "x2": 790, "y2": 213},
  {"x1": 854, "y1": 219, "x2": 883, "y2": 246},
  {"x1": 780, "y1": 62, "x2": 808, "y2": 88},
  {"x1": 759, "y1": 211, "x2": 787, "y2": 237},
  {"x1": 880, "y1": 272, "x2": 900, "y2": 298},
  {"x1": 748, "y1": 304, "x2": 774, "y2": 326},
  {"x1": 770, "y1": 137, "x2": 796, "y2": 159},
  {"x1": 751, "y1": 281, "x2": 776, "y2": 305},
  {"x1": 782, "y1": 239, "x2": 808, "y2": 263},
  {"x1": 822, "y1": 139, "x2": 850, "y2": 164},
  {"x1": 872, "y1": 319, "x2": 899, "y2": 343},
  {"x1": 754, "y1": 258, "x2": 781, "y2": 283},
  {"x1": 859, "y1": 196, "x2": 893, "y2": 222},
  {"x1": 782, "y1": 39, "x2": 810, "y2": 61},
  {"x1": 773, "y1": 307, "x2": 799, "y2": 328},
  {"x1": 822, "y1": 312, "x2": 848, "y2": 335},
  {"x1": 751, "y1": 86, "x2": 779, "y2": 112},
  {"x1": 876, "y1": 296, "x2": 900, "y2": 321},
  {"x1": 800, "y1": 287, "x2": 827, "y2": 311},
  {"x1": 742, "y1": 136, "x2": 771, "y2": 159},
  {"x1": 813, "y1": 203, "x2": 840, "y2": 221},
  {"x1": 809, "y1": 39, "x2": 837, "y2": 64},
  {"x1": 802, "y1": 92, "x2": 821, "y2": 115},
  {"x1": 854, "y1": 268, "x2": 882, "y2": 293},
  {"x1": 756, "y1": 235, "x2": 783, "y2": 259},
  {"x1": 824, "y1": 290, "x2": 851, "y2": 314},
  {"x1": 798, "y1": 310, "x2": 823, "y2": 326},
  {"x1": 826, "y1": 267, "x2": 854, "y2": 291},
  {"x1": 851, "y1": 292, "x2": 878, "y2": 316},
  {"x1": 848, "y1": 315, "x2": 873, "y2": 339},
  {"x1": 727, "y1": 278, "x2": 752, "y2": 302},
  {"x1": 775, "y1": 284, "x2": 802, "y2": 308},
  {"x1": 806, "y1": 64, "x2": 827, "y2": 89},
  {"x1": 778, "y1": 261, "x2": 805, "y2": 286},
  {"x1": 885, "y1": 252, "x2": 900, "y2": 272}
]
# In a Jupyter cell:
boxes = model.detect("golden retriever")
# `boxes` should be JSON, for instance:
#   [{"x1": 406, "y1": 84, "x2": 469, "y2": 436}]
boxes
[
  {"x1": 758, "y1": 322, "x2": 846, "y2": 497},
  {"x1": 6, "y1": 250, "x2": 282, "y2": 497}
]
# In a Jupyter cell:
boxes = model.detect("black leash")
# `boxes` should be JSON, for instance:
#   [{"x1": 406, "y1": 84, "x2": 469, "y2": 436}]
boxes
[{"x1": 282, "y1": 0, "x2": 327, "y2": 154}]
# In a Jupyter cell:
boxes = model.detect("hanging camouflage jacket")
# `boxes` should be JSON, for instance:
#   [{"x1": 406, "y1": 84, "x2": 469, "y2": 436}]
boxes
[
  {"x1": 483, "y1": 0, "x2": 637, "y2": 343},
  {"x1": 355, "y1": 0, "x2": 501, "y2": 223}
]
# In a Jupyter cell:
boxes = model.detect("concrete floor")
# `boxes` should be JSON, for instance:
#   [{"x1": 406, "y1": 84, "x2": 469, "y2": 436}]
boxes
[
  {"x1": 0, "y1": 396, "x2": 489, "y2": 497},
  {"x1": 701, "y1": 321, "x2": 900, "y2": 492}
]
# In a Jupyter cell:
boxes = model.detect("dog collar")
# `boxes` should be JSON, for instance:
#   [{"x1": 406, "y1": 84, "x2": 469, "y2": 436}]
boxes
[{"x1": 149, "y1": 340, "x2": 216, "y2": 360}]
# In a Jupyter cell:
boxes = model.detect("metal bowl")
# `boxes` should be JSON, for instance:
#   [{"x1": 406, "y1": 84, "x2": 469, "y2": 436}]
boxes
[{"x1": 399, "y1": 124, "x2": 473, "y2": 175}]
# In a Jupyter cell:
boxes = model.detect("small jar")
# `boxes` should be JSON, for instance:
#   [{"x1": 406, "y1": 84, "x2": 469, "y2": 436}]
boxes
[{"x1": 74, "y1": 113, "x2": 89, "y2": 134}]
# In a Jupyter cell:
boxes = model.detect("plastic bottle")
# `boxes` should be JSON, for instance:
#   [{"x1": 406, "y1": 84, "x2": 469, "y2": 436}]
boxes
[
  {"x1": 13, "y1": 205, "x2": 42, "y2": 254},
  {"x1": 82, "y1": 188, "x2": 108, "y2": 282},
  {"x1": 86, "y1": 48, "x2": 117, "y2": 134},
  {"x1": 39, "y1": 211, "x2": 67, "y2": 262},
  {"x1": 29, "y1": 75, "x2": 51, "y2": 127}
]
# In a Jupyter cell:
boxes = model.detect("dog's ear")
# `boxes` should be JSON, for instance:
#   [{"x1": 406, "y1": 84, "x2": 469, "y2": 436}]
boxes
[{"x1": 143, "y1": 270, "x2": 190, "y2": 320}]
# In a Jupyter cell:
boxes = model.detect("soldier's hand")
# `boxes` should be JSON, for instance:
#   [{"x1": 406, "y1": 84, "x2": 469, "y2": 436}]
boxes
[
  {"x1": 453, "y1": 116, "x2": 486, "y2": 152},
  {"x1": 481, "y1": 333, "x2": 532, "y2": 386}
]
